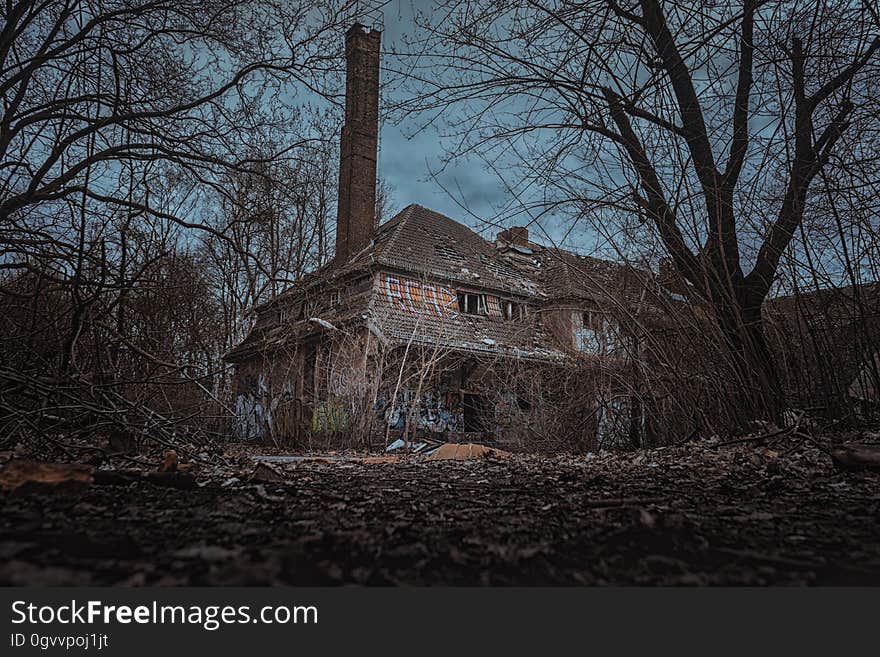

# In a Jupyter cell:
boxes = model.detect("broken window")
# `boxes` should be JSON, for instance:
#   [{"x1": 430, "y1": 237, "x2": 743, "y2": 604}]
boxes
[
  {"x1": 575, "y1": 310, "x2": 619, "y2": 353},
  {"x1": 575, "y1": 326, "x2": 602, "y2": 352},
  {"x1": 502, "y1": 300, "x2": 525, "y2": 321},
  {"x1": 457, "y1": 291, "x2": 487, "y2": 315}
]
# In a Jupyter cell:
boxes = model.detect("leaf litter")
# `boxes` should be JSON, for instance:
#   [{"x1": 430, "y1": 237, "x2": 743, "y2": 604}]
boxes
[{"x1": 1, "y1": 434, "x2": 879, "y2": 585}]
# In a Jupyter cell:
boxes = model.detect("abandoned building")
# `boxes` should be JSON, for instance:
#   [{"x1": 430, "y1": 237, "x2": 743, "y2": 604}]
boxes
[
  {"x1": 766, "y1": 282, "x2": 880, "y2": 419},
  {"x1": 226, "y1": 23, "x2": 880, "y2": 447},
  {"x1": 224, "y1": 23, "x2": 685, "y2": 447}
]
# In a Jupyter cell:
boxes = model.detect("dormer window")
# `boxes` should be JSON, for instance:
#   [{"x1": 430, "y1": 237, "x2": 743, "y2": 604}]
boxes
[
  {"x1": 502, "y1": 300, "x2": 525, "y2": 321},
  {"x1": 457, "y1": 292, "x2": 486, "y2": 315}
]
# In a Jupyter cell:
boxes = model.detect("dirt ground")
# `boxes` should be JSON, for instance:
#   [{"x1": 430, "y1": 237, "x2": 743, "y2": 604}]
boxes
[{"x1": 1, "y1": 439, "x2": 879, "y2": 585}]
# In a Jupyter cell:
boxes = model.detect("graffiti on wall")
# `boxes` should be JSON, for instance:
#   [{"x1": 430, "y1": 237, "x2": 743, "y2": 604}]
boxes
[
  {"x1": 234, "y1": 373, "x2": 298, "y2": 441},
  {"x1": 375, "y1": 388, "x2": 463, "y2": 433},
  {"x1": 381, "y1": 274, "x2": 458, "y2": 318},
  {"x1": 312, "y1": 398, "x2": 349, "y2": 432}
]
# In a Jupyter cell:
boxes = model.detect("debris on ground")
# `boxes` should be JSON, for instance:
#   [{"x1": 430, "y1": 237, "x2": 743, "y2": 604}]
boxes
[
  {"x1": 254, "y1": 454, "x2": 400, "y2": 466},
  {"x1": 386, "y1": 438, "x2": 431, "y2": 453},
  {"x1": 0, "y1": 460, "x2": 94, "y2": 495},
  {"x1": 425, "y1": 442, "x2": 512, "y2": 461},
  {"x1": 831, "y1": 444, "x2": 880, "y2": 473},
  {"x1": 1, "y1": 434, "x2": 879, "y2": 585},
  {"x1": 159, "y1": 450, "x2": 179, "y2": 473},
  {"x1": 250, "y1": 462, "x2": 287, "y2": 483}
]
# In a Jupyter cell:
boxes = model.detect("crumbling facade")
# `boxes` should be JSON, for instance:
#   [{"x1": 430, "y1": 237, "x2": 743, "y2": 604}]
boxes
[
  {"x1": 225, "y1": 202, "x2": 677, "y2": 446},
  {"x1": 225, "y1": 24, "x2": 678, "y2": 447}
]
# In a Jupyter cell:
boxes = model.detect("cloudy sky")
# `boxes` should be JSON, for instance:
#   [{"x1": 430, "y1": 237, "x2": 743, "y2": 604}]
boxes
[
  {"x1": 334, "y1": 0, "x2": 608, "y2": 255},
  {"x1": 373, "y1": 2, "x2": 509, "y2": 229}
]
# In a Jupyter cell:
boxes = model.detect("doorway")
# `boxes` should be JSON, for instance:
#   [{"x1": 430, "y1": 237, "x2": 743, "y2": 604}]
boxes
[{"x1": 463, "y1": 393, "x2": 485, "y2": 433}]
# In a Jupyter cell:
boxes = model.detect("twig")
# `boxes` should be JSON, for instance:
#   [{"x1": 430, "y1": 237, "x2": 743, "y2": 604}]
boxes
[{"x1": 712, "y1": 411, "x2": 805, "y2": 449}]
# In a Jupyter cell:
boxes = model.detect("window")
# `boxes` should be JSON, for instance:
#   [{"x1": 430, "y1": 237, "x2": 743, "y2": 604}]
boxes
[
  {"x1": 329, "y1": 290, "x2": 340, "y2": 307},
  {"x1": 575, "y1": 326, "x2": 601, "y2": 352},
  {"x1": 457, "y1": 291, "x2": 486, "y2": 315},
  {"x1": 277, "y1": 303, "x2": 297, "y2": 323},
  {"x1": 575, "y1": 310, "x2": 619, "y2": 353},
  {"x1": 502, "y1": 300, "x2": 525, "y2": 321}
]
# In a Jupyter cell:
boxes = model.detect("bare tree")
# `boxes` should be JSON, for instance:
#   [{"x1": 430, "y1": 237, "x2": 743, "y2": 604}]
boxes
[
  {"x1": 0, "y1": 0, "x2": 383, "y2": 450},
  {"x1": 395, "y1": 0, "x2": 880, "y2": 419},
  {"x1": 201, "y1": 120, "x2": 340, "y2": 354}
]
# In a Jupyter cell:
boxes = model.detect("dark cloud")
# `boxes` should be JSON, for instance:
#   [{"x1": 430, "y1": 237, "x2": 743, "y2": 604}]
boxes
[{"x1": 369, "y1": 1, "x2": 594, "y2": 251}]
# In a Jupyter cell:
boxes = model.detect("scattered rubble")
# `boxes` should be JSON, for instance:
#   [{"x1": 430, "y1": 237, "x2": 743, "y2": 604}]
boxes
[
  {"x1": 159, "y1": 450, "x2": 179, "y2": 473},
  {"x1": 254, "y1": 454, "x2": 401, "y2": 465},
  {"x1": 250, "y1": 462, "x2": 287, "y2": 483},
  {"x1": 385, "y1": 438, "x2": 433, "y2": 454},
  {"x1": 831, "y1": 444, "x2": 880, "y2": 473}
]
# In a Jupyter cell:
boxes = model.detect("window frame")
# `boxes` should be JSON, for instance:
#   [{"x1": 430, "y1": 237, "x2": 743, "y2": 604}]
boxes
[
  {"x1": 575, "y1": 309, "x2": 619, "y2": 354},
  {"x1": 457, "y1": 291, "x2": 487, "y2": 316},
  {"x1": 502, "y1": 299, "x2": 526, "y2": 321}
]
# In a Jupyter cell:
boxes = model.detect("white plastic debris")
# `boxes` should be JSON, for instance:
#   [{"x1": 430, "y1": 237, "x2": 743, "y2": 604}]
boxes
[
  {"x1": 309, "y1": 317, "x2": 338, "y2": 331},
  {"x1": 385, "y1": 439, "x2": 429, "y2": 453},
  {"x1": 385, "y1": 438, "x2": 407, "y2": 452},
  {"x1": 481, "y1": 337, "x2": 497, "y2": 346}
]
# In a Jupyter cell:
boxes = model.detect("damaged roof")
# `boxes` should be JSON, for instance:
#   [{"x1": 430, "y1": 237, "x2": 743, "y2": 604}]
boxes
[
  {"x1": 226, "y1": 204, "x2": 649, "y2": 362},
  {"x1": 367, "y1": 291, "x2": 567, "y2": 361},
  {"x1": 352, "y1": 204, "x2": 541, "y2": 296}
]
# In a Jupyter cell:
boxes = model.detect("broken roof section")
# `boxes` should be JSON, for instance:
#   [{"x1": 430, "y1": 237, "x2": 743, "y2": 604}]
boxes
[
  {"x1": 351, "y1": 204, "x2": 541, "y2": 296},
  {"x1": 226, "y1": 204, "x2": 650, "y2": 362},
  {"x1": 367, "y1": 271, "x2": 566, "y2": 361},
  {"x1": 259, "y1": 203, "x2": 647, "y2": 308}
]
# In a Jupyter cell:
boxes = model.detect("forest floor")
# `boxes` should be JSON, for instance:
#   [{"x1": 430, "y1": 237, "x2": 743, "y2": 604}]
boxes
[{"x1": 1, "y1": 434, "x2": 879, "y2": 585}]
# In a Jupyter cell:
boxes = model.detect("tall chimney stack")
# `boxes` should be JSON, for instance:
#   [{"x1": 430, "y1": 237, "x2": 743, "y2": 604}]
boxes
[{"x1": 335, "y1": 23, "x2": 381, "y2": 264}]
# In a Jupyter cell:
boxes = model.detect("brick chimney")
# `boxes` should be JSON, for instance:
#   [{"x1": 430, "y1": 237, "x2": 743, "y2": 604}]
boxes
[
  {"x1": 497, "y1": 226, "x2": 530, "y2": 247},
  {"x1": 335, "y1": 23, "x2": 381, "y2": 264}
]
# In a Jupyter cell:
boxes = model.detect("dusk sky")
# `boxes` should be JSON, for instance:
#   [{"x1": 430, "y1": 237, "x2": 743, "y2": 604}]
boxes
[
  {"x1": 374, "y1": 2, "x2": 509, "y2": 231},
  {"x1": 363, "y1": 0, "x2": 585, "y2": 250}
]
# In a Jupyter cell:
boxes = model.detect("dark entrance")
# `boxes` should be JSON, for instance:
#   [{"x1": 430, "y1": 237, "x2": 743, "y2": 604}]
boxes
[{"x1": 463, "y1": 393, "x2": 485, "y2": 433}]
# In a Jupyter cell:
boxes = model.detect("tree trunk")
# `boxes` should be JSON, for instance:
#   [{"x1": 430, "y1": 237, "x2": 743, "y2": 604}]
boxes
[{"x1": 712, "y1": 292, "x2": 784, "y2": 425}]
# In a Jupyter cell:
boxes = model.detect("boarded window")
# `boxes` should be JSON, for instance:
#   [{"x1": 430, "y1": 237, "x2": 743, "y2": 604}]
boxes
[{"x1": 381, "y1": 274, "x2": 457, "y2": 316}]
